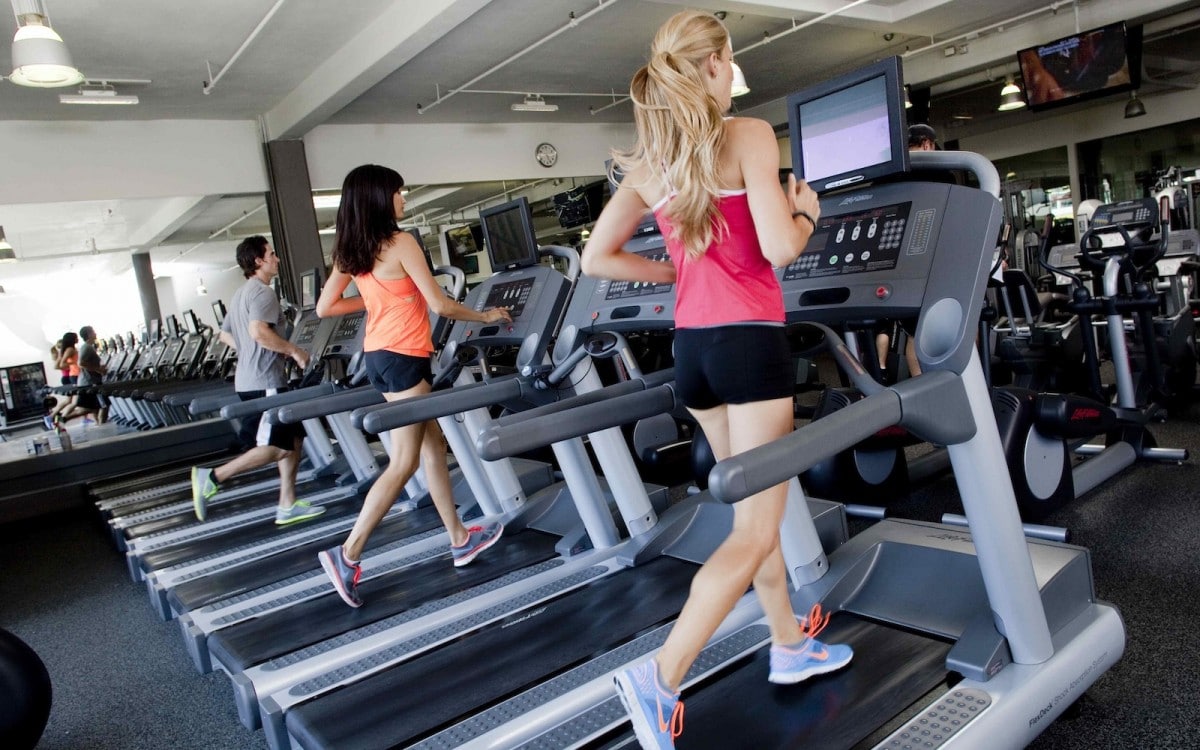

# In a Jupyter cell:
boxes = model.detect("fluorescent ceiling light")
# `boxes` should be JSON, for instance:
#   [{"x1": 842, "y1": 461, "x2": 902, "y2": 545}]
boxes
[
  {"x1": 512, "y1": 95, "x2": 558, "y2": 112},
  {"x1": 59, "y1": 86, "x2": 139, "y2": 105},
  {"x1": 312, "y1": 194, "x2": 341, "y2": 210}
]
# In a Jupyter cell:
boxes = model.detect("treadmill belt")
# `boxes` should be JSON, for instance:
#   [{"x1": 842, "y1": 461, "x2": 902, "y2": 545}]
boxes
[
  {"x1": 286, "y1": 556, "x2": 698, "y2": 750},
  {"x1": 138, "y1": 490, "x2": 358, "y2": 573},
  {"x1": 670, "y1": 615, "x2": 951, "y2": 749},
  {"x1": 208, "y1": 529, "x2": 562, "y2": 672},
  {"x1": 123, "y1": 474, "x2": 342, "y2": 539},
  {"x1": 167, "y1": 504, "x2": 446, "y2": 612},
  {"x1": 103, "y1": 469, "x2": 274, "y2": 518}
]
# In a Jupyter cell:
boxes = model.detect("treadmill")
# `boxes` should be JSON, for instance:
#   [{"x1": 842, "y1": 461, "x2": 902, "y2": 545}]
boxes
[
  {"x1": 438, "y1": 60, "x2": 1124, "y2": 750},
  {"x1": 265, "y1": 218, "x2": 846, "y2": 748}
]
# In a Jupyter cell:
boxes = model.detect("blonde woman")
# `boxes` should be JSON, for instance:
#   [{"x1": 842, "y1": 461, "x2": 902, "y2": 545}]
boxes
[{"x1": 581, "y1": 11, "x2": 852, "y2": 748}]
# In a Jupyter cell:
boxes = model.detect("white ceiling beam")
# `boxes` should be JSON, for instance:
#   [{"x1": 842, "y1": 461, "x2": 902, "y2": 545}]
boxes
[
  {"x1": 262, "y1": 0, "x2": 495, "y2": 140},
  {"x1": 127, "y1": 195, "x2": 218, "y2": 250},
  {"x1": 649, "y1": 0, "x2": 958, "y2": 25}
]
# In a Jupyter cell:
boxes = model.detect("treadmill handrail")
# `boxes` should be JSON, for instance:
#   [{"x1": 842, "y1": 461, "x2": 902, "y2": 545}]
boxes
[
  {"x1": 354, "y1": 373, "x2": 525, "y2": 433},
  {"x1": 492, "y1": 367, "x2": 676, "y2": 430},
  {"x1": 477, "y1": 383, "x2": 677, "y2": 461},
  {"x1": 219, "y1": 382, "x2": 335, "y2": 419},
  {"x1": 709, "y1": 388, "x2": 903, "y2": 504},
  {"x1": 272, "y1": 385, "x2": 383, "y2": 424},
  {"x1": 189, "y1": 390, "x2": 241, "y2": 415},
  {"x1": 909, "y1": 150, "x2": 1000, "y2": 198}
]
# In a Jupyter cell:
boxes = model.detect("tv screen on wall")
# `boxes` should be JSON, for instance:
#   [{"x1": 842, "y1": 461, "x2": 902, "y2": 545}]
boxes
[{"x1": 1016, "y1": 22, "x2": 1142, "y2": 111}]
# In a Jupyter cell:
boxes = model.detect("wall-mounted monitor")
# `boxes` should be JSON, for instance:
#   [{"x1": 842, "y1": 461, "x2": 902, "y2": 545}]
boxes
[
  {"x1": 444, "y1": 224, "x2": 483, "y2": 259},
  {"x1": 299, "y1": 267, "x2": 321, "y2": 310},
  {"x1": 480, "y1": 196, "x2": 540, "y2": 271},
  {"x1": 553, "y1": 182, "x2": 606, "y2": 228},
  {"x1": 1016, "y1": 22, "x2": 1142, "y2": 111},
  {"x1": 212, "y1": 300, "x2": 226, "y2": 326},
  {"x1": 786, "y1": 56, "x2": 909, "y2": 194}
]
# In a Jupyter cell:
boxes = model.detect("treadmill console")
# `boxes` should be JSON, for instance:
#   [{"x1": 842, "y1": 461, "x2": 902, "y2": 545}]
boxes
[
  {"x1": 781, "y1": 202, "x2": 913, "y2": 281},
  {"x1": 322, "y1": 310, "x2": 366, "y2": 359},
  {"x1": 566, "y1": 232, "x2": 676, "y2": 334},
  {"x1": 450, "y1": 264, "x2": 572, "y2": 357}
]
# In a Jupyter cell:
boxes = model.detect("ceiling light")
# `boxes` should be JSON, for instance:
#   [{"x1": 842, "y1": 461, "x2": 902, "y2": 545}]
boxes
[
  {"x1": 731, "y1": 62, "x2": 750, "y2": 97},
  {"x1": 511, "y1": 94, "x2": 558, "y2": 112},
  {"x1": 59, "y1": 84, "x2": 138, "y2": 105},
  {"x1": 903, "y1": 84, "x2": 912, "y2": 109},
  {"x1": 9, "y1": 5, "x2": 84, "y2": 88},
  {"x1": 997, "y1": 79, "x2": 1026, "y2": 111},
  {"x1": 1124, "y1": 90, "x2": 1146, "y2": 119},
  {"x1": 312, "y1": 194, "x2": 341, "y2": 210}
]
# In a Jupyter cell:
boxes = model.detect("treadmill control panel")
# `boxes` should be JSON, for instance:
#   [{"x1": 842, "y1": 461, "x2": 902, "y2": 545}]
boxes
[
  {"x1": 565, "y1": 234, "x2": 677, "y2": 334},
  {"x1": 482, "y1": 278, "x2": 534, "y2": 319},
  {"x1": 781, "y1": 202, "x2": 912, "y2": 281},
  {"x1": 602, "y1": 248, "x2": 674, "y2": 300},
  {"x1": 323, "y1": 310, "x2": 366, "y2": 358}
]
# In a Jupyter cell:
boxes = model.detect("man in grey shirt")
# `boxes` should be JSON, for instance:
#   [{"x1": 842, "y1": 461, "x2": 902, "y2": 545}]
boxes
[{"x1": 190, "y1": 236, "x2": 325, "y2": 526}]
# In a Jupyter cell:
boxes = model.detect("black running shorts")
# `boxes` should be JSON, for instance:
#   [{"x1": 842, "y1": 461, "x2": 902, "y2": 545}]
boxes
[
  {"x1": 236, "y1": 389, "x2": 305, "y2": 451},
  {"x1": 673, "y1": 325, "x2": 794, "y2": 410},
  {"x1": 364, "y1": 350, "x2": 433, "y2": 394}
]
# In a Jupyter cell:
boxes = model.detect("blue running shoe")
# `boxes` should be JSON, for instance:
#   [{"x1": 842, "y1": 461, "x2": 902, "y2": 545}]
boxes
[
  {"x1": 768, "y1": 603, "x2": 854, "y2": 684},
  {"x1": 613, "y1": 658, "x2": 683, "y2": 750},
  {"x1": 191, "y1": 466, "x2": 219, "y2": 521},
  {"x1": 318, "y1": 545, "x2": 363, "y2": 608},
  {"x1": 450, "y1": 522, "x2": 504, "y2": 567}
]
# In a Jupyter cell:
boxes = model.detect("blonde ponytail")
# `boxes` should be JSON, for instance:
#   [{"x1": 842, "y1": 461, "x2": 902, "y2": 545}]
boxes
[{"x1": 611, "y1": 11, "x2": 730, "y2": 259}]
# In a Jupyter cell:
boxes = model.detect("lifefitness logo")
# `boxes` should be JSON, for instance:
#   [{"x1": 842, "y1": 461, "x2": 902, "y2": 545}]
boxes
[{"x1": 838, "y1": 194, "x2": 874, "y2": 206}]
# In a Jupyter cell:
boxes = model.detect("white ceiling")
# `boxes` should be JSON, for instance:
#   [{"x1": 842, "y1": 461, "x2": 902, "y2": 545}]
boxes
[{"x1": 1, "y1": 0, "x2": 1198, "y2": 284}]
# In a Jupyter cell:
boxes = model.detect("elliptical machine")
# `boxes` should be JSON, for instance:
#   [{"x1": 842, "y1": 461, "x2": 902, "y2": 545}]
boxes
[{"x1": 993, "y1": 196, "x2": 1189, "y2": 521}]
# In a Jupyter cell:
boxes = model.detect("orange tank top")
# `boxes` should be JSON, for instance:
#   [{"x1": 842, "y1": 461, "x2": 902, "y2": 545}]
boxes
[{"x1": 355, "y1": 272, "x2": 434, "y2": 357}]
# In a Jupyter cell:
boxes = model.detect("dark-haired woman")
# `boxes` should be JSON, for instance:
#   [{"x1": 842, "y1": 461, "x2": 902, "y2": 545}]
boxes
[{"x1": 315, "y1": 163, "x2": 512, "y2": 608}]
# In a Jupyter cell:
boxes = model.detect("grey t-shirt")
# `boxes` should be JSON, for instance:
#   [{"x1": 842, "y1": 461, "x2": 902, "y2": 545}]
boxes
[
  {"x1": 77, "y1": 341, "x2": 103, "y2": 387},
  {"x1": 224, "y1": 277, "x2": 288, "y2": 391}
]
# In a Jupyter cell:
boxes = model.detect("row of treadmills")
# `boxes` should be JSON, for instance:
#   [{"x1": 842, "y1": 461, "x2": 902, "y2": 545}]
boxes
[{"x1": 86, "y1": 150, "x2": 1122, "y2": 750}]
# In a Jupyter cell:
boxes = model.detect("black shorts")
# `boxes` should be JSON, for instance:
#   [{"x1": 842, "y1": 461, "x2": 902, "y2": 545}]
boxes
[
  {"x1": 236, "y1": 389, "x2": 305, "y2": 451},
  {"x1": 673, "y1": 325, "x2": 794, "y2": 410},
  {"x1": 75, "y1": 391, "x2": 102, "y2": 411},
  {"x1": 365, "y1": 350, "x2": 432, "y2": 393}
]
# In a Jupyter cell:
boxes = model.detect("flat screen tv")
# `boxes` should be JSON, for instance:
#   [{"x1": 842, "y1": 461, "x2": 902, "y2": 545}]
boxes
[
  {"x1": 1017, "y1": 22, "x2": 1142, "y2": 111},
  {"x1": 480, "y1": 196, "x2": 540, "y2": 271},
  {"x1": 444, "y1": 224, "x2": 483, "y2": 258},
  {"x1": 787, "y1": 56, "x2": 909, "y2": 194}
]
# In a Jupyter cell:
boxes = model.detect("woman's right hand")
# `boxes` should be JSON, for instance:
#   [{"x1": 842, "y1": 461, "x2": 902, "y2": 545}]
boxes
[
  {"x1": 483, "y1": 307, "x2": 512, "y2": 324},
  {"x1": 788, "y1": 174, "x2": 821, "y2": 225}
]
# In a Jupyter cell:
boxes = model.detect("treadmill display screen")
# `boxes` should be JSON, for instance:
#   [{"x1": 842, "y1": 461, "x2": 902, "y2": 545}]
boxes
[
  {"x1": 331, "y1": 312, "x2": 364, "y2": 341},
  {"x1": 483, "y1": 279, "x2": 534, "y2": 319},
  {"x1": 294, "y1": 318, "x2": 322, "y2": 347},
  {"x1": 781, "y1": 202, "x2": 912, "y2": 281},
  {"x1": 604, "y1": 248, "x2": 675, "y2": 300}
]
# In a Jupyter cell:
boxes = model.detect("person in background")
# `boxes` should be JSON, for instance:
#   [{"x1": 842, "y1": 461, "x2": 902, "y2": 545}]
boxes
[
  {"x1": 315, "y1": 163, "x2": 511, "y2": 609},
  {"x1": 190, "y1": 236, "x2": 326, "y2": 527},
  {"x1": 47, "y1": 332, "x2": 80, "y2": 425},
  {"x1": 55, "y1": 327, "x2": 105, "y2": 424},
  {"x1": 581, "y1": 11, "x2": 852, "y2": 748}
]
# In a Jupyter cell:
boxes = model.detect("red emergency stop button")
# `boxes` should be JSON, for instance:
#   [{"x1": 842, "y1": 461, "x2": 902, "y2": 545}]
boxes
[{"x1": 875, "y1": 285, "x2": 890, "y2": 300}]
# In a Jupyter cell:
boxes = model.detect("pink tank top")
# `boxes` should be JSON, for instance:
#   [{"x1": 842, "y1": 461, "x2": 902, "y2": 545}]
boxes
[
  {"x1": 653, "y1": 190, "x2": 785, "y2": 328},
  {"x1": 354, "y1": 272, "x2": 434, "y2": 357}
]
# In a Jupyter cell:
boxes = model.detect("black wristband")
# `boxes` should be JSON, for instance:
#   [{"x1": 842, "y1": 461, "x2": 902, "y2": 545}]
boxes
[{"x1": 792, "y1": 210, "x2": 816, "y2": 229}]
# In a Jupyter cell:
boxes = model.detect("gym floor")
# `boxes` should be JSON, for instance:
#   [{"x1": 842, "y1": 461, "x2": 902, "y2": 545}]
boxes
[{"x1": 2, "y1": 404, "x2": 1198, "y2": 749}]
